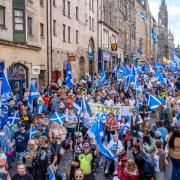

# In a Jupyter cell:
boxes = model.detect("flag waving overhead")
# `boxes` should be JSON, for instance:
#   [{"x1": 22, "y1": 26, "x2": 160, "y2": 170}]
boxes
[
  {"x1": 148, "y1": 94, "x2": 166, "y2": 110},
  {"x1": 50, "y1": 112, "x2": 66, "y2": 125},
  {"x1": 66, "y1": 62, "x2": 74, "y2": 89},
  {"x1": 29, "y1": 82, "x2": 40, "y2": 105},
  {"x1": 0, "y1": 71, "x2": 13, "y2": 124},
  {"x1": 29, "y1": 124, "x2": 38, "y2": 140},
  {"x1": 91, "y1": 120, "x2": 116, "y2": 160},
  {"x1": 151, "y1": 28, "x2": 157, "y2": 44},
  {"x1": 81, "y1": 96, "x2": 92, "y2": 115},
  {"x1": 8, "y1": 111, "x2": 20, "y2": 125},
  {"x1": 101, "y1": 69, "x2": 107, "y2": 83}
]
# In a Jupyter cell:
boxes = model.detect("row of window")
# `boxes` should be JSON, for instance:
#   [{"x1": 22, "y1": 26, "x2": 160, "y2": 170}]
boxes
[{"x1": 63, "y1": 24, "x2": 79, "y2": 44}]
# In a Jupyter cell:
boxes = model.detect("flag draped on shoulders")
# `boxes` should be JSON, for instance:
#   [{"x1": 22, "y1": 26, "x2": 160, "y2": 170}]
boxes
[{"x1": 66, "y1": 62, "x2": 74, "y2": 89}]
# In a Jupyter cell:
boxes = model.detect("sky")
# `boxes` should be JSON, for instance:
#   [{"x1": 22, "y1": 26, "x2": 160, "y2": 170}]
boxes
[{"x1": 149, "y1": 0, "x2": 180, "y2": 47}]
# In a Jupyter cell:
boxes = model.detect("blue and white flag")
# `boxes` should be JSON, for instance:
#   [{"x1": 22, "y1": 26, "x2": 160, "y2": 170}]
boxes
[
  {"x1": 125, "y1": 75, "x2": 130, "y2": 89},
  {"x1": 125, "y1": 66, "x2": 131, "y2": 77},
  {"x1": 119, "y1": 64, "x2": 125, "y2": 74},
  {"x1": 140, "y1": 11, "x2": 146, "y2": 24},
  {"x1": 81, "y1": 96, "x2": 92, "y2": 115},
  {"x1": 156, "y1": 71, "x2": 165, "y2": 84},
  {"x1": 0, "y1": 71, "x2": 13, "y2": 125},
  {"x1": 148, "y1": 94, "x2": 166, "y2": 110},
  {"x1": 91, "y1": 120, "x2": 116, "y2": 160},
  {"x1": 50, "y1": 112, "x2": 66, "y2": 125},
  {"x1": 8, "y1": 111, "x2": 20, "y2": 125},
  {"x1": 149, "y1": 64, "x2": 155, "y2": 74},
  {"x1": 151, "y1": 28, "x2": 157, "y2": 44},
  {"x1": 135, "y1": 78, "x2": 142, "y2": 93},
  {"x1": 119, "y1": 124, "x2": 129, "y2": 137},
  {"x1": 66, "y1": 63, "x2": 74, "y2": 89},
  {"x1": 49, "y1": 165, "x2": 56, "y2": 180},
  {"x1": 117, "y1": 73, "x2": 123, "y2": 82},
  {"x1": 29, "y1": 82, "x2": 40, "y2": 106},
  {"x1": 101, "y1": 69, "x2": 107, "y2": 83},
  {"x1": 29, "y1": 124, "x2": 38, "y2": 140},
  {"x1": 113, "y1": 66, "x2": 118, "y2": 74},
  {"x1": 73, "y1": 102, "x2": 81, "y2": 115}
]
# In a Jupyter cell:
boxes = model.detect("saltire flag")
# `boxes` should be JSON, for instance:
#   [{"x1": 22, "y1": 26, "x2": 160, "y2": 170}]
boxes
[
  {"x1": 49, "y1": 165, "x2": 56, "y2": 180},
  {"x1": 101, "y1": 69, "x2": 107, "y2": 83},
  {"x1": 125, "y1": 66, "x2": 131, "y2": 77},
  {"x1": 0, "y1": 71, "x2": 13, "y2": 127},
  {"x1": 119, "y1": 64, "x2": 125, "y2": 74},
  {"x1": 50, "y1": 112, "x2": 66, "y2": 125},
  {"x1": 148, "y1": 94, "x2": 166, "y2": 110},
  {"x1": 156, "y1": 71, "x2": 165, "y2": 84},
  {"x1": 113, "y1": 66, "x2": 118, "y2": 74},
  {"x1": 66, "y1": 63, "x2": 74, "y2": 89},
  {"x1": 81, "y1": 96, "x2": 92, "y2": 115},
  {"x1": 73, "y1": 102, "x2": 81, "y2": 115},
  {"x1": 149, "y1": 64, "x2": 155, "y2": 74},
  {"x1": 135, "y1": 78, "x2": 142, "y2": 93},
  {"x1": 151, "y1": 28, "x2": 157, "y2": 44},
  {"x1": 140, "y1": 11, "x2": 146, "y2": 24},
  {"x1": 29, "y1": 124, "x2": 38, "y2": 140},
  {"x1": 90, "y1": 120, "x2": 116, "y2": 160},
  {"x1": 8, "y1": 111, "x2": 20, "y2": 125},
  {"x1": 29, "y1": 82, "x2": 40, "y2": 107},
  {"x1": 117, "y1": 73, "x2": 123, "y2": 82},
  {"x1": 119, "y1": 124, "x2": 129, "y2": 137},
  {"x1": 125, "y1": 75, "x2": 131, "y2": 89}
]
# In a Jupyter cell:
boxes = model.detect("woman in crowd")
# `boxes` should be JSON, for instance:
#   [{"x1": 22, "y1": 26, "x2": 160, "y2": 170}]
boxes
[{"x1": 169, "y1": 129, "x2": 180, "y2": 179}]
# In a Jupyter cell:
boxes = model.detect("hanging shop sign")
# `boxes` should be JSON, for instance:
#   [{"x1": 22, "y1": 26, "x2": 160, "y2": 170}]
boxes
[{"x1": 32, "y1": 65, "x2": 40, "y2": 75}]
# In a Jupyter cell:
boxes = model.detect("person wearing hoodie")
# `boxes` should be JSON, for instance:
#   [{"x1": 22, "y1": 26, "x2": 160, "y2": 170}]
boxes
[
  {"x1": 169, "y1": 129, "x2": 180, "y2": 179},
  {"x1": 117, "y1": 159, "x2": 139, "y2": 180}
]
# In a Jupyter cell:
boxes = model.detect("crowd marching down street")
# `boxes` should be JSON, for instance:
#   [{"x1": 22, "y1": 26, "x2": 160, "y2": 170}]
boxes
[{"x1": 0, "y1": 58, "x2": 180, "y2": 180}]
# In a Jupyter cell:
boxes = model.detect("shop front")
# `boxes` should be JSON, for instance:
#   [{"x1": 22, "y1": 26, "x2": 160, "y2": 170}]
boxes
[{"x1": 8, "y1": 63, "x2": 28, "y2": 101}]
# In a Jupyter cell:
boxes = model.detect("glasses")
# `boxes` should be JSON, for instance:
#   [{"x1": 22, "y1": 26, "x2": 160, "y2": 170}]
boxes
[
  {"x1": 75, "y1": 175, "x2": 83, "y2": 178},
  {"x1": 84, "y1": 146, "x2": 90, "y2": 149}
]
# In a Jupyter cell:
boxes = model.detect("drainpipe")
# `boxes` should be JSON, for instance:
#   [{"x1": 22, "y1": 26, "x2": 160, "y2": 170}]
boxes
[
  {"x1": 46, "y1": 0, "x2": 50, "y2": 83},
  {"x1": 50, "y1": 0, "x2": 53, "y2": 81}
]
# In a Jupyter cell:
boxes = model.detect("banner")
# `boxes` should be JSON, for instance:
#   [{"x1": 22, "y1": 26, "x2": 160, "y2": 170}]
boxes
[{"x1": 89, "y1": 103, "x2": 133, "y2": 117}]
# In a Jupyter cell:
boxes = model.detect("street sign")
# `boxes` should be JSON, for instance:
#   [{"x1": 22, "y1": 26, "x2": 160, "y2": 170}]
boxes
[{"x1": 111, "y1": 43, "x2": 117, "y2": 51}]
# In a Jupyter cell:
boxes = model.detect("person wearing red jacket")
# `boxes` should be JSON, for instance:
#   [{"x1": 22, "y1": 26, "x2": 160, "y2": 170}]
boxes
[{"x1": 117, "y1": 159, "x2": 139, "y2": 180}]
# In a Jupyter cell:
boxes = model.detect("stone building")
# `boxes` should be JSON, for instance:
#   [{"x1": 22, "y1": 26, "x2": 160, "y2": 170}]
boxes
[
  {"x1": 168, "y1": 30, "x2": 175, "y2": 59},
  {"x1": 158, "y1": 0, "x2": 169, "y2": 59},
  {"x1": 98, "y1": 0, "x2": 125, "y2": 71},
  {"x1": 0, "y1": 0, "x2": 47, "y2": 99},
  {"x1": 49, "y1": 0, "x2": 98, "y2": 81},
  {"x1": 135, "y1": 0, "x2": 158, "y2": 60}
]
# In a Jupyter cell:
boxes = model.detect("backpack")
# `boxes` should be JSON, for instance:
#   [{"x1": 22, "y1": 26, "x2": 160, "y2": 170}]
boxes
[{"x1": 139, "y1": 153, "x2": 155, "y2": 176}]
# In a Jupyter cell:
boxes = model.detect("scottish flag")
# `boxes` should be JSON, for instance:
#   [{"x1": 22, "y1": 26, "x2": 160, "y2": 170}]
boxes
[
  {"x1": 113, "y1": 66, "x2": 118, "y2": 74},
  {"x1": 117, "y1": 73, "x2": 123, "y2": 82},
  {"x1": 125, "y1": 75, "x2": 130, "y2": 89},
  {"x1": 66, "y1": 63, "x2": 74, "y2": 89},
  {"x1": 119, "y1": 124, "x2": 129, "y2": 137},
  {"x1": 49, "y1": 165, "x2": 56, "y2": 180},
  {"x1": 8, "y1": 111, "x2": 20, "y2": 125},
  {"x1": 91, "y1": 120, "x2": 116, "y2": 160},
  {"x1": 50, "y1": 112, "x2": 66, "y2": 125},
  {"x1": 125, "y1": 66, "x2": 131, "y2": 76},
  {"x1": 119, "y1": 64, "x2": 125, "y2": 74},
  {"x1": 156, "y1": 71, "x2": 165, "y2": 84},
  {"x1": 135, "y1": 78, "x2": 142, "y2": 93},
  {"x1": 140, "y1": 11, "x2": 146, "y2": 24},
  {"x1": 149, "y1": 64, "x2": 155, "y2": 74},
  {"x1": 101, "y1": 69, "x2": 107, "y2": 83},
  {"x1": 0, "y1": 71, "x2": 13, "y2": 125},
  {"x1": 73, "y1": 102, "x2": 81, "y2": 115},
  {"x1": 81, "y1": 96, "x2": 92, "y2": 115},
  {"x1": 148, "y1": 94, "x2": 166, "y2": 110},
  {"x1": 151, "y1": 28, "x2": 157, "y2": 44},
  {"x1": 29, "y1": 82, "x2": 40, "y2": 106},
  {"x1": 29, "y1": 124, "x2": 38, "y2": 140}
]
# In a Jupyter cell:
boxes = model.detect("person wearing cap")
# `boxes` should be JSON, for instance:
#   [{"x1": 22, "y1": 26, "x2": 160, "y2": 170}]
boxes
[
  {"x1": 10, "y1": 122, "x2": 29, "y2": 163},
  {"x1": 73, "y1": 141, "x2": 99, "y2": 180}
]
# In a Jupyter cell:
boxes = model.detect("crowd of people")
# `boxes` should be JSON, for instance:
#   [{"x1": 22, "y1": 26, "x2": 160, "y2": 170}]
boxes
[{"x1": 0, "y1": 61, "x2": 180, "y2": 180}]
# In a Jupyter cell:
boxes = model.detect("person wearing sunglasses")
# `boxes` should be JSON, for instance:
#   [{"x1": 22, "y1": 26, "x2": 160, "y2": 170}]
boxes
[{"x1": 75, "y1": 168, "x2": 84, "y2": 180}]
